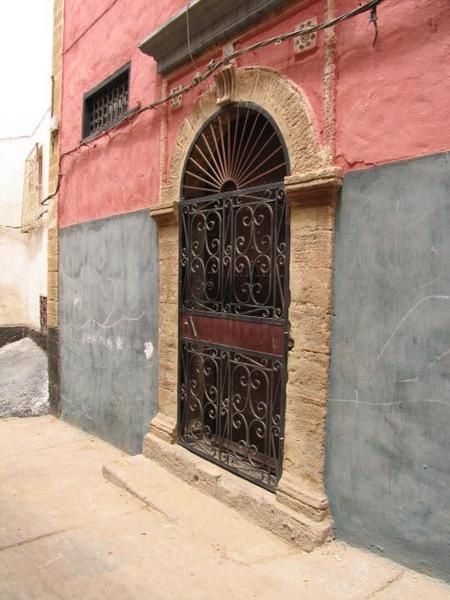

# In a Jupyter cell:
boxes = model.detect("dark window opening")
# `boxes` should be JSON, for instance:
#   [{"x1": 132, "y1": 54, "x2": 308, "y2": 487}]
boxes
[
  {"x1": 40, "y1": 295, "x2": 47, "y2": 334},
  {"x1": 82, "y1": 64, "x2": 130, "y2": 139}
]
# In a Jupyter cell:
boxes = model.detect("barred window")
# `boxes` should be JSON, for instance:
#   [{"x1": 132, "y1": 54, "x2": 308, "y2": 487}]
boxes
[
  {"x1": 82, "y1": 64, "x2": 130, "y2": 139},
  {"x1": 21, "y1": 143, "x2": 43, "y2": 232}
]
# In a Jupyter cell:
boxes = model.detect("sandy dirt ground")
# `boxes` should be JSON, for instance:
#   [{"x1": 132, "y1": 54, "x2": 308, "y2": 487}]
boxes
[{"x1": 0, "y1": 416, "x2": 448, "y2": 599}]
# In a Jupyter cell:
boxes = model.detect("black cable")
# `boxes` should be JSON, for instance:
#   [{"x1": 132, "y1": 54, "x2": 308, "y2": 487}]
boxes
[
  {"x1": 370, "y1": 6, "x2": 379, "y2": 46},
  {"x1": 63, "y1": 0, "x2": 121, "y2": 55},
  {"x1": 185, "y1": 0, "x2": 198, "y2": 69},
  {"x1": 0, "y1": 108, "x2": 51, "y2": 143},
  {"x1": 43, "y1": 0, "x2": 384, "y2": 206},
  {"x1": 0, "y1": 210, "x2": 48, "y2": 230}
]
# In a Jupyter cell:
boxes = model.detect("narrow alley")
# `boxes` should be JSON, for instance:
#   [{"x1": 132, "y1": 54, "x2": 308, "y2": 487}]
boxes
[{"x1": 1, "y1": 416, "x2": 448, "y2": 600}]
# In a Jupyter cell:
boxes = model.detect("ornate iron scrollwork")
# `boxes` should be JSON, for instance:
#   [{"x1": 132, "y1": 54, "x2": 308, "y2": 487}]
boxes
[
  {"x1": 180, "y1": 341, "x2": 284, "y2": 489},
  {"x1": 180, "y1": 184, "x2": 288, "y2": 321},
  {"x1": 178, "y1": 104, "x2": 289, "y2": 491}
]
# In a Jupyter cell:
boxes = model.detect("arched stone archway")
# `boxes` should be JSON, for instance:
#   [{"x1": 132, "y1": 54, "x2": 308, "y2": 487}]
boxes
[
  {"x1": 147, "y1": 66, "x2": 342, "y2": 550},
  {"x1": 159, "y1": 66, "x2": 332, "y2": 208}
]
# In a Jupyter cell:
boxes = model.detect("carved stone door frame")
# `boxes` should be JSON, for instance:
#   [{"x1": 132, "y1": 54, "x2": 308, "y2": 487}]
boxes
[{"x1": 146, "y1": 66, "x2": 342, "y2": 548}]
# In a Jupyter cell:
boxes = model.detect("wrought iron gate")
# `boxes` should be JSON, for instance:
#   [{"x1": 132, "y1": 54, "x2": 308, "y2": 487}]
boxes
[{"x1": 178, "y1": 104, "x2": 289, "y2": 491}]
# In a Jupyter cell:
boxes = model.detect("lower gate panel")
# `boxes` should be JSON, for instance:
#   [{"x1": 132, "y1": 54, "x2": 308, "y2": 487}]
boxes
[{"x1": 179, "y1": 339, "x2": 285, "y2": 490}]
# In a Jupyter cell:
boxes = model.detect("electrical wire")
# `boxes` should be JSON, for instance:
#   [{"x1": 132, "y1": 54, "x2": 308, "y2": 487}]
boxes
[
  {"x1": 0, "y1": 108, "x2": 51, "y2": 143},
  {"x1": 0, "y1": 210, "x2": 48, "y2": 230},
  {"x1": 63, "y1": 0, "x2": 121, "y2": 55},
  {"x1": 43, "y1": 0, "x2": 384, "y2": 206},
  {"x1": 185, "y1": 0, "x2": 198, "y2": 69}
]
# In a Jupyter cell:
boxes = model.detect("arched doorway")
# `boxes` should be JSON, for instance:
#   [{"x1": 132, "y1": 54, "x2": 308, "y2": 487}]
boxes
[
  {"x1": 178, "y1": 103, "x2": 290, "y2": 490},
  {"x1": 146, "y1": 67, "x2": 342, "y2": 547}
]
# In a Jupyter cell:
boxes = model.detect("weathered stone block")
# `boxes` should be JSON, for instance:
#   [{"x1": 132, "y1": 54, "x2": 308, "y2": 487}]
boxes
[
  {"x1": 289, "y1": 307, "x2": 330, "y2": 354},
  {"x1": 48, "y1": 271, "x2": 58, "y2": 289},
  {"x1": 47, "y1": 286, "x2": 58, "y2": 302},
  {"x1": 290, "y1": 267, "x2": 332, "y2": 309},
  {"x1": 48, "y1": 254, "x2": 58, "y2": 272}
]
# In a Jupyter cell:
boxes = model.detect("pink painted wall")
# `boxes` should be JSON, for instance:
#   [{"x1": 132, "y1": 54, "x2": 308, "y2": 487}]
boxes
[
  {"x1": 162, "y1": 0, "x2": 329, "y2": 184},
  {"x1": 59, "y1": 0, "x2": 450, "y2": 228},
  {"x1": 335, "y1": 0, "x2": 450, "y2": 169},
  {"x1": 59, "y1": 0, "x2": 186, "y2": 227}
]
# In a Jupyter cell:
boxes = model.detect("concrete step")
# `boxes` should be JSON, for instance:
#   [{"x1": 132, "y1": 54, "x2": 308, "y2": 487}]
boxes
[
  {"x1": 102, "y1": 452, "x2": 450, "y2": 599},
  {"x1": 103, "y1": 453, "x2": 295, "y2": 566},
  {"x1": 105, "y1": 437, "x2": 331, "y2": 552}
]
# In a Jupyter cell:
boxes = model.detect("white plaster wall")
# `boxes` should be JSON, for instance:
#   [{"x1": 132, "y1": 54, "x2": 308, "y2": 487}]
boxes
[
  {"x1": 0, "y1": 0, "x2": 53, "y2": 328},
  {"x1": 0, "y1": 227, "x2": 29, "y2": 325},
  {"x1": 27, "y1": 221, "x2": 48, "y2": 327}
]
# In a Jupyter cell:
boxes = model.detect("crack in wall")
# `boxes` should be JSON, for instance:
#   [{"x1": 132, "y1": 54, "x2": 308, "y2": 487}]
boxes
[
  {"x1": 363, "y1": 570, "x2": 404, "y2": 599},
  {"x1": 376, "y1": 295, "x2": 450, "y2": 363}
]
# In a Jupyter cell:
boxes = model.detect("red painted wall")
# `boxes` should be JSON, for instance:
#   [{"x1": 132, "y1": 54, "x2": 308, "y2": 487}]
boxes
[
  {"x1": 335, "y1": 0, "x2": 450, "y2": 169},
  {"x1": 59, "y1": 0, "x2": 187, "y2": 228},
  {"x1": 59, "y1": 0, "x2": 450, "y2": 228},
  {"x1": 162, "y1": 1, "x2": 329, "y2": 184}
]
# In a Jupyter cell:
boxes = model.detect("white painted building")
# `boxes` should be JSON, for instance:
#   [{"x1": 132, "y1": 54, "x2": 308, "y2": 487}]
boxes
[{"x1": 0, "y1": 0, "x2": 53, "y2": 328}]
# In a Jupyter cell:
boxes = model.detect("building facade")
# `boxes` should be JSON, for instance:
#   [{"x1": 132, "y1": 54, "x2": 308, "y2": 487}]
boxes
[
  {"x1": 51, "y1": 0, "x2": 450, "y2": 581},
  {"x1": 0, "y1": 0, "x2": 53, "y2": 344}
]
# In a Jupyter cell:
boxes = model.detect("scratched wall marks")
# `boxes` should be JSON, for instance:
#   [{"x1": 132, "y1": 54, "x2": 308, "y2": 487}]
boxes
[
  {"x1": 326, "y1": 152, "x2": 450, "y2": 581},
  {"x1": 59, "y1": 210, "x2": 159, "y2": 454}
]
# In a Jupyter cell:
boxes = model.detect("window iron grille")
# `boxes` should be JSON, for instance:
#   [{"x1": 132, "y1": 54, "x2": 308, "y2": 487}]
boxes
[{"x1": 82, "y1": 64, "x2": 130, "y2": 139}]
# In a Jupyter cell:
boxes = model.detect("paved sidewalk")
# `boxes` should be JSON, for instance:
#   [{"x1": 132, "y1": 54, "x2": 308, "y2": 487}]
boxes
[{"x1": 0, "y1": 416, "x2": 448, "y2": 599}]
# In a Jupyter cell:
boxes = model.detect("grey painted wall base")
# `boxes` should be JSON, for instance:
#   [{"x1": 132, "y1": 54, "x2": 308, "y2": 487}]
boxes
[
  {"x1": 327, "y1": 152, "x2": 450, "y2": 581},
  {"x1": 59, "y1": 210, "x2": 158, "y2": 455},
  {"x1": 48, "y1": 326, "x2": 60, "y2": 415}
]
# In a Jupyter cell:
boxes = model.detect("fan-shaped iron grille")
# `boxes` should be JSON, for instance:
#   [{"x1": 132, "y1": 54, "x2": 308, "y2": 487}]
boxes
[{"x1": 182, "y1": 104, "x2": 288, "y2": 199}]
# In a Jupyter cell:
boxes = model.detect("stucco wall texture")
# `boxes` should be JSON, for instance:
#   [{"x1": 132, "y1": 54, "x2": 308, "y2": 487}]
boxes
[
  {"x1": 59, "y1": 210, "x2": 159, "y2": 454},
  {"x1": 58, "y1": 0, "x2": 450, "y2": 228},
  {"x1": 327, "y1": 152, "x2": 450, "y2": 580},
  {"x1": 56, "y1": 0, "x2": 450, "y2": 577},
  {"x1": 0, "y1": 228, "x2": 29, "y2": 325}
]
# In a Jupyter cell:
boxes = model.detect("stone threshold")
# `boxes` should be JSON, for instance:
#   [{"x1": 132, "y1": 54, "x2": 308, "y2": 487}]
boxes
[{"x1": 103, "y1": 434, "x2": 333, "y2": 551}]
